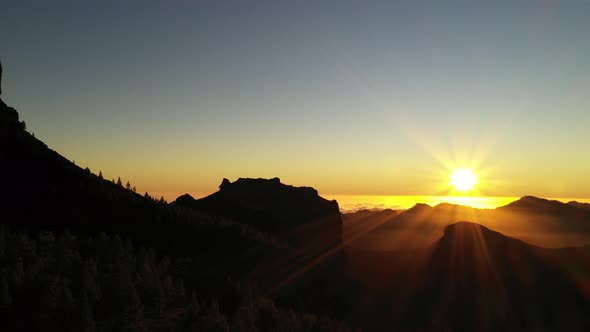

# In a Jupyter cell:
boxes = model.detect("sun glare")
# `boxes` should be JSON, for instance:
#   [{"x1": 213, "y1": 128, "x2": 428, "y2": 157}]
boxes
[{"x1": 450, "y1": 168, "x2": 478, "y2": 192}]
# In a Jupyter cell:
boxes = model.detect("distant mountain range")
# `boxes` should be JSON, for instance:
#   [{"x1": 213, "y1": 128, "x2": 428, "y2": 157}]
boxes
[
  {"x1": 344, "y1": 195, "x2": 590, "y2": 250},
  {"x1": 568, "y1": 200, "x2": 590, "y2": 210}
]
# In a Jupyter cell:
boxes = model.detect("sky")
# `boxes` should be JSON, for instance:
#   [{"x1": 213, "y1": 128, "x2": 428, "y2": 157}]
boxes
[{"x1": 1, "y1": 0, "x2": 590, "y2": 200}]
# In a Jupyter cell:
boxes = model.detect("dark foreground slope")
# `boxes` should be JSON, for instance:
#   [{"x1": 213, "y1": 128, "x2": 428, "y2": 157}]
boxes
[
  {"x1": 0, "y1": 99, "x2": 278, "y2": 274},
  {"x1": 0, "y1": 95, "x2": 356, "y2": 331}
]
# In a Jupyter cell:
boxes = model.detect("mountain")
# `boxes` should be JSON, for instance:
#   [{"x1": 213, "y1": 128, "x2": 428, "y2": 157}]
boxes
[
  {"x1": 498, "y1": 195, "x2": 585, "y2": 216},
  {"x1": 0, "y1": 98, "x2": 281, "y2": 271},
  {"x1": 403, "y1": 222, "x2": 590, "y2": 331},
  {"x1": 349, "y1": 196, "x2": 590, "y2": 250},
  {"x1": 172, "y1": 177, "x2": 346, "y2": 306},
  {"x1": 173, "y1": 177, "x2": 341, "y2": 234},
  {"x1": 342, "y1": 209, "x2": 397, "y2": 244},
  {"x1": 347, "y1": 222, "x2": 590, "y2": 331},
  {"x1": 569, "y1": 201, "x2": 590, "y2": 210},
  {"x1": 173, "y1": 177, "x2": 342, "y2": 262}
]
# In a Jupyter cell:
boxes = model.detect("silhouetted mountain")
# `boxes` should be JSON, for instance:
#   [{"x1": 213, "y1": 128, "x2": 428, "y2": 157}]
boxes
[
  {"x1": 173, "y1": 177, "x2": 343, "y2": 274},
  {"x1": 400, "y1": 222, "x2": 590, "y2": 331},
  {"x1": 342, "y1": 209, "x2": 397, "y2": 244},
  {"x1": 1, "y1": 100, "x2": 280, "y2": 268},
  {"x1": 498, "y1": 195, "x2": 585, "y2": 216},
  {"x1": 173, "y1": 178, "x2": 347, "y2": 313},
  {"x1": 351, "y1": 196, "x2": 590, "y2": 250},
  {"x1": 174, "y1": 177, "x2": 342, "y2": 235},
  {"x1": 569, "y1": 200, "x2": 590, "y2": 210},
  {"x1": 348, "y1": 202, "x2": 444, "y2": 250},
  {"x1": 346, "y1": 222, "x2": 590, "y2": 331}
]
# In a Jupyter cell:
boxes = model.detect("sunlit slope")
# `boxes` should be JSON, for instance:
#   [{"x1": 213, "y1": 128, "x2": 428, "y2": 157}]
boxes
[{"x1": 345, "y1": 196, "x2": 590, "y2": 250}]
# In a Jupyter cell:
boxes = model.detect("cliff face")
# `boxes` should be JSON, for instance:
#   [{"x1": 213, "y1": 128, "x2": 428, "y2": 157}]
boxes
[{"x1": 175, "y1": 177, "x2": 341, "y2": 232}]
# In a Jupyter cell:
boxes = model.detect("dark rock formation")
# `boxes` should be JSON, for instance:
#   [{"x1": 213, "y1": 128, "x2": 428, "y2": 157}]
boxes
[
  {"x1": 0, "y1": 102, "x2": 21, "y2": 132},
  {"x1": 174, "y1": 177, "x2": 342, "y2": 236},
  {"x1": 0, "y1": 62, "x2": 26, "y2": 133},
  {"x1": 173, "y1": 177, "x2": 344, "y2": 287}
]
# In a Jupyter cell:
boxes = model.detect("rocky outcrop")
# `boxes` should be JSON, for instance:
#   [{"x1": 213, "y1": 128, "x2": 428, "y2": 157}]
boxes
[
  {"x1": 0, "y1": 102, "x2": 21, "y2": 131},
  {"x1": 174, "y1": 177, "x2": 343, "y2": 246},
  {"x1": 173, "y1": 177, "x2": 344, "y2": 294},
  {"x1": 0, "y1": 62, "x2": 26, "y2": 134}
]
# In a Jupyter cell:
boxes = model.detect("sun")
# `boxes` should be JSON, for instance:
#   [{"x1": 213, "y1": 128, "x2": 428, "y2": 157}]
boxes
[{"x1": 450, "y1": 168, "x2": 478, "y2": 192}]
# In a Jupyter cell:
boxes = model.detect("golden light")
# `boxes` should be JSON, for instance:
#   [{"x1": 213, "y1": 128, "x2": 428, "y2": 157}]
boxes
[{"x1": 450, "y1": 168, "x2": 478, "y2": 192}]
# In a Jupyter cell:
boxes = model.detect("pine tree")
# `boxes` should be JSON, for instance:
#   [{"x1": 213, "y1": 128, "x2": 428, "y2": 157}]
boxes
[
  {"x1": 0, "y1": 224, "x2": 6, "y2": 256},
  {"x1": 126, "y1": 181, "x2": 131, "y2": 190},
  {"x1": 204, "y1": 299, "x2": 229, "y2": 332},
  {"x1": 104, "y1": 265, "x2": 143, "y2": 328},
  {"x1": 187, "y1": 291, "x2": 200, "y2": 316},
  {"x1": 98, "y1": 171, "x2": 103, "y2": 179},
  {"x1": 116, "y1": 177, "x2": 123, "y2": 186},
  {"x1": 0, "y1": 275, "x2": 12, "y2": 309},
  {"x1": 75, "y1": 292, "x2": 96, "y2": 332},
  {"x1": 39, "y1": 277, "x2": 60, "y2": 328},
  {"x1": 81, "y1": 259, "x2": 101, "y2": 304},
  {"x1": 56, "y1": 281, "x2": 76, "y2": 329}
]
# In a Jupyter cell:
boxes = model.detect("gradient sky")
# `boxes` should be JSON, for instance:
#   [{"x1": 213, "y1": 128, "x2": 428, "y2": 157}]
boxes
[{"x1": 2, "y1": 1, "x2": 589, "y2": 199}]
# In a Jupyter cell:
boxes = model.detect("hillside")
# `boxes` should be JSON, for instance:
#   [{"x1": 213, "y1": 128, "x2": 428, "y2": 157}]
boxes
[
  {"x1": 408, "y1": 222, "x2": 590, "y2": 331},
  {"x1": 348, "y1": 197, "x2": 590, "y2": 250},
  {"x1": 347, "y1": 222, "x2": 590, "y2": 331},
  {"x1": 0, "y1": 93, "x2": 356, "y2": 331}
]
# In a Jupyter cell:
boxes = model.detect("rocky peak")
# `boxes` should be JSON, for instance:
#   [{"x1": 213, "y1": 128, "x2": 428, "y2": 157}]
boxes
[
  {"x1": 174, "y1": 193, "x2": 195, "y2": 205},
  {"x1": 0, "y1": 62, "x2": 27, "y2": 134},
  {"x1": 175, "y1": 177, "x2": 341, "y2": 236}
]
